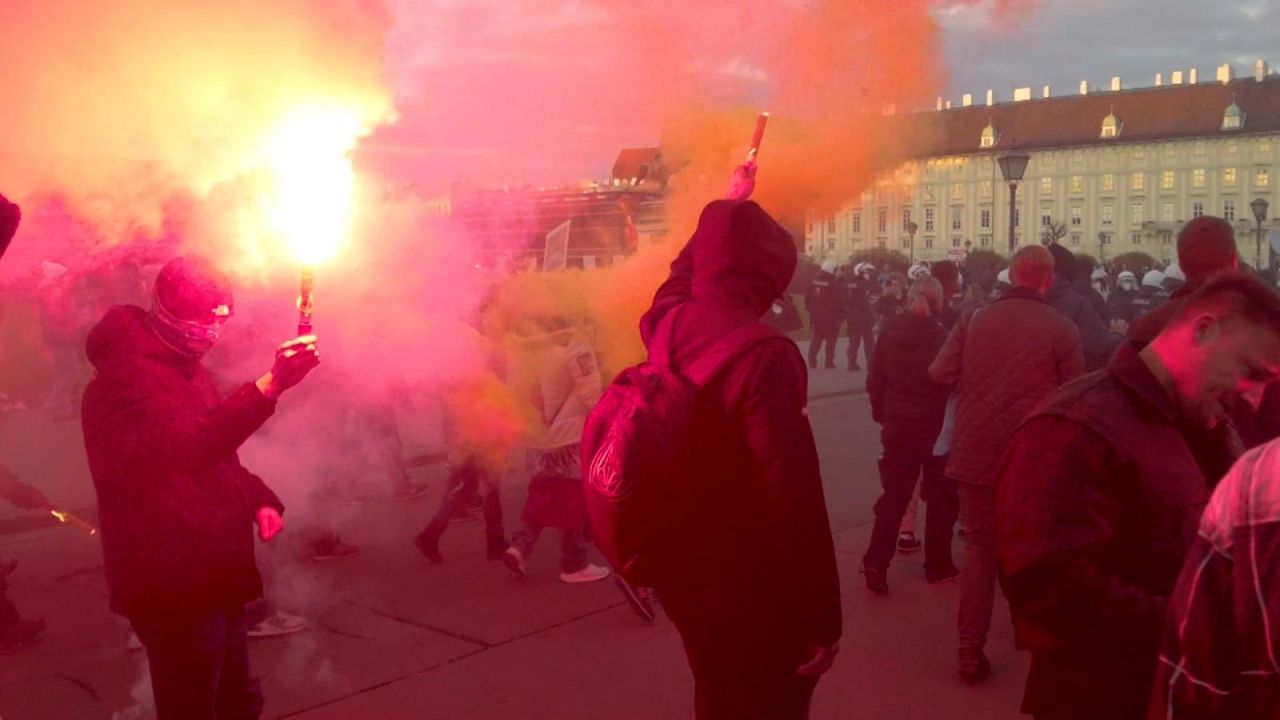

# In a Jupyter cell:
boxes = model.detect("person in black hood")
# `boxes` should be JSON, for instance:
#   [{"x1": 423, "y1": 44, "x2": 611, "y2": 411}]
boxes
[
  {"x1": 82, "y1": 257, "x2": 320, "y2": 720},
  {"x1": 639, "y1": 197, "x2": 841, "y2": 720},
  {"x1": 1047, "y1": 243, "x2": 1120, "y2": 371},
  {"x1": 862, "y1": 277, "x2": 956, "y2": 594}
]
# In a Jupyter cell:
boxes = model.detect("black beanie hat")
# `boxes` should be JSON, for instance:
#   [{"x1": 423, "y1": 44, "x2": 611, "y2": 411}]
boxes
[{"x1": 1047, "y1": 242, "x2": 1077, "y2": 282}]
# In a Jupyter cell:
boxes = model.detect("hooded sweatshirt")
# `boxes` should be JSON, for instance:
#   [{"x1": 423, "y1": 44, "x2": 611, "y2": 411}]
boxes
[
  {"x1": 82, "y1": 305, "x2": 283, "y2": 619},
  {"x1": 639, "y1": 200, "x2": 842, "y2": 649}
]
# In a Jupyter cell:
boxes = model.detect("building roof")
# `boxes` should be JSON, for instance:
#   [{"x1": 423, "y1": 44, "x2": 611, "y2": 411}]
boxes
[
  {"x1": 611, "y1": 147, "x2": 663, "y2": 183},
  {"x1": 908, "y1": 77, "x2": 1280, "y2": 159}
]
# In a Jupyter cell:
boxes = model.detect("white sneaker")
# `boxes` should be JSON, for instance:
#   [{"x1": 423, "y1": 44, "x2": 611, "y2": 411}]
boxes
[
  {"x1": 247, "y1": 611, "x2": 308, "y2": 638},
  {"x1": 560, "y1": 564, "x2": 610, "y2": 584},
  {"x1": 503, "y1": 547, "x2": 527, "y2": 577}
]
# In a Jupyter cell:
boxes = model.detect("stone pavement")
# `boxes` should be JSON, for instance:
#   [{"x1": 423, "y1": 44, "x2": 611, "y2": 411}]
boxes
[{"x1": 0, "y1": 334, "x2": 1034, "y2": 719}]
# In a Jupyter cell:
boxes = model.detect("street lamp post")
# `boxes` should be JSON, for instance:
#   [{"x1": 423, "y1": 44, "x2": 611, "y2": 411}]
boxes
[
  {"x1": 1252, "y1": 197, "x2": 1270, "y2": 274},
  {"x1": 907, "y1": 221, "x2": 919, "y2": 265},
  {"x1": 1098, "y1": 231, "x2": 1109, "y2": 265},
  {"x1": 998, "y1": 150, "x2": 1031, "y2": 256}
]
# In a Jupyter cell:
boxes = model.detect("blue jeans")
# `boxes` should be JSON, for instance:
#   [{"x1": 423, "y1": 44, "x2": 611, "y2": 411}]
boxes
[{"x1": 131, "y1": 609, "x2": 262, "y2": 720}]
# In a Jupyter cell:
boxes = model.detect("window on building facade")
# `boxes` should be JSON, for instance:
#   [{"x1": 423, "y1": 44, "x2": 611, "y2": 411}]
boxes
[
  {"x1": 923, "y1": 185, "x2": 935, "y2": 201},
  {"x1": 1100, "y1": 233, "x2": 1111, "y2": 245},
  {"x1": 827, "y1": 220, "x2": 836, "y2": 233},
  {"x1": 980, "y1": 208, "x2": 992, "y2": 229},
  {"x1": 902, "y1": 208, "x2": 913, "y2": 232},
  {"x1": 1131, "y1": 172, "x2": 1145, "y2": 192},
  {"x1": 1224, "y1": 200, "x2": 1236, "y2": 222},
  {"x1": 952, "y1": 207, "x2": 963, "y2": 231},
  {"x1": 1133, "y1": 148, "x2": 1146, "y2": 160},
  {"x1": 951, "y1": 184, "x2": 964, "y2": 202},
  {"x1": 1227, "y1": 142, "x2": 1239, "y2": 155},
  {"x1": 952, "y1": 237, "x2": 962, "y2": 248},
  {"x1": 1161, "y1": 171, "x2": 1175, "y2": 190},
  {"x1": 980, "y1": 123, "x2": 998, "y2": 148},
  {"x1": 1041, "y1": 209, "x2": 1053, "y2": 227},
  {"x1": 1102, "y1": 174, "x2": 1115, "y2": 193},
  {"x1": 980, "y1": 236, "x2": 991, "y2": 248},
  {"x1": 925, "y1": 237, "x2": 934, "y2": 249},
  {"x1": 1261, "y1": 142, "x2": 1273, "y2": 155},
  {"x1": 1070, "y1": 176, "x2": 1084, "y2": 194},
  {"x1": 852, "y1": 211, "x2": 862, "y2": 234},
  {"x1": 878, "y1": 240, "x2": 886, "y2": 250},
  {"x1": 808, "y1": 222, "x2": 814, "y2": 234},
  {"x1": 1257, "y1": 168, "x2": 1270, "y2": 188},
  {"x1": 1193, "y1": 169, "x2": 1206, "y2": 188},
  {"x1": 901, "y1": 237, "x2": 910, "y2": 249},
  {"x1": 1132, "y1": 233, "x2": 1143, "y2": 246},
  {"x1": 1194, "y1": 142, "x2": 1206, "y2": 156},
  {"x1": 1071, "y1": 205, "x2": 1083, "y2": 226},
  {"x1": 877, "y1": 209, "x2": 887, "y2": 233},
  {"x1": 1161, "y1": 201, "x2": 1175, "y2": 222},
  {"x1": 980, "y1": 181, "x2": 993, "y2": 199},
  {"x1": 1101, "y1": 204, "x2": 1114, "y2": 225},
  {"x1": 826, "y1": 239, "x2": 836, "y2": 251},
  {"x1": 1193, "y1": 202, "x2": 1205, "y2": 218},
  {"x1": 1070, "y1": 234, "x2": 1081, "y2": 247},
  {"x1": 1130, "y1": 202, "x2": 1144, "y2": 225},
  {"x1": 1072, "y1": 150, "x2": 1084, "y2": 165},
  {"x1": 1161, "y1": 232, "x2": 1173, "y2": 245},
  {"x1": 924, "y1": 207, "x2": 935, "y2": 232},
  {"x1": 1040, "y1": 177, "x2": 1053, "y2": 194},
  {"x1": 1101, "y1": 113, "x2": 1121, "y2": 138},
  {"x1": 1224, "y1": 168, "x2": 1238, "y2": 187}
]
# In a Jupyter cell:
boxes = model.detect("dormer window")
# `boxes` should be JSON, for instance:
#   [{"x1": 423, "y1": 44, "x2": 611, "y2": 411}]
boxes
[
  {"x1": 980, "y1": 122, "x2": 999, "y2": 148},
  {"x1": 1101, "y1": 112, "x2": 1122, "y2": 139},
  {"x1": 1223, "y1": 101, "x2": 1245, "y2": 130}
]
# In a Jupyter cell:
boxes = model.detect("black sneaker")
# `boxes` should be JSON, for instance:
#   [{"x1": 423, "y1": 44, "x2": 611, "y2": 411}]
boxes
[
  {"x1": 413, "y1": 533, "x2": 443, "y2": 564},
  {"x1": 897, "y1": 532, "x2": 922, "y2": 553},
  {"x1": 925, "y1": 564, "x2": 961, "y2": 584},
  {"x1": 958, "y1": 650, "x2": 991, "y2": 684},
  {"x1": 861, "y1": 565, "x2": 889, "y2": 595}
]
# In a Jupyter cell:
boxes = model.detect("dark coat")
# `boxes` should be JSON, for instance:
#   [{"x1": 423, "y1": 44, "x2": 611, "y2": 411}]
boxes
[
  {"x1": 1109, "y1": 287, "x2": 1139, "y2": 323},
  {"x1": 1047, "y1": 275, "x2": 1119, "y2": 371},
  {"x1": 997, "y1": 346, "x2": 1233, "y2": 717},
  {"x1": 82, "y1": 305, "x2": 283, "y2": 619},
  {"x1": 841, "y1": 276, "x2": 875, "y2": 327},
  {"x1": 929, "y1": 287, "x2": 1085, "y2": 486},
  {"x1": 1128, "y1": 286, "x2": 1167, "y2": 319},
  {"x1": 640, "y1": 200, "x2": 842, "y2": 654},
  {"x1": 867, "y1": 313, "x2": 949, "y2": 449},
  {"x1": 804, "y1": 272, "x2": 844, "y2": 332}
]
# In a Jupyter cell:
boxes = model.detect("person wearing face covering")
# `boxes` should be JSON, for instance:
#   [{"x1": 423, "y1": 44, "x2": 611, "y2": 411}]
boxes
[{"x1": 81, "y1": 256, "x2": 321, "y2": 720}]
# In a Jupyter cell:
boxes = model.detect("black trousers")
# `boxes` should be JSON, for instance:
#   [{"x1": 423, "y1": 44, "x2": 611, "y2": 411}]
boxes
[
  {"x1": 131, "y1": 609, "x2": 262, "y2": 720},
  {"x1": 420, "y1": 458, "x2": 505, "y2": 551},
  {"x1": 845, "y1": 322, "x2": 875, "y2": 368},
  {"x1": 808, "y1": 325, "x2": 841, "y2": 366},
  {"x1": 662, "y1": 591, "x2": 818, "y2": 720},
  {"x1": 863, "y1": 437, "x2": 958, "y2": 575}
]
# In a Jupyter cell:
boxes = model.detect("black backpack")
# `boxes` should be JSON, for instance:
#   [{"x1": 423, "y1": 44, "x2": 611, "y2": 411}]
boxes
[{"x1": 581, "y1": 309, "x2": 780, "y2": 585}]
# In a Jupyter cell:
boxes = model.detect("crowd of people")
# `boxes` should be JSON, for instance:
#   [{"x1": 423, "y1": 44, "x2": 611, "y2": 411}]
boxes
[{"x1": 8, "y1": 159, "x2": 1280, "y2": 720}]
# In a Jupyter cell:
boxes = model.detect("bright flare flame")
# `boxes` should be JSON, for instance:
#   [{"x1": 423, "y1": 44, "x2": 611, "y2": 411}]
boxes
[{"x1": 266, "y1": 107, "x2": 366, "y2": 266}]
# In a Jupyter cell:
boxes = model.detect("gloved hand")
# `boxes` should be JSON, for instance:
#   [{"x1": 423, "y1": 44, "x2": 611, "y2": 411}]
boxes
[
  {"x1": 256, "y1": 335, "x2": 320, "y2": 400},
  {"x1": 256, "y1": 506, "x2": 284, "y2": 542},
  {"x1": 727, "y1": 161, "x2": 757, "y2": 201}
]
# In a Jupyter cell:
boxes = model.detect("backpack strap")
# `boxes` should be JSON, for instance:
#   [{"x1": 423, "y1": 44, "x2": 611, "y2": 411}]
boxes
[{"x1": 681, "y1": 322, "x2": 783, "y2": 388}]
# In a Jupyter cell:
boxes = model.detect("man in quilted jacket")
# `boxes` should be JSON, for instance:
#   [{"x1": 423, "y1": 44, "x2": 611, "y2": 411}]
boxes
[{"x1": 929, "y1": 245, "x2": 1084, "y2": 683}]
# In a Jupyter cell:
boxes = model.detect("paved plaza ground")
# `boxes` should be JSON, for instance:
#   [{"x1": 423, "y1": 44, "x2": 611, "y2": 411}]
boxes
[{"x1": 0, "y1": 349, "x2": 1029, "y2": 719}]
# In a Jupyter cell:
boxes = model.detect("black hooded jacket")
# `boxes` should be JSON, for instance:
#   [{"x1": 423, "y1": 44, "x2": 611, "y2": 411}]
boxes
[
  {"x1": 867, "y1": 312, "x2": 949, "y2": 448},
  {"x1": 639, "y1": 200, "x2": 842, "y2": 650},
  {"x1": 82, "y1": 305, "x2": 283, "y2": 619}
]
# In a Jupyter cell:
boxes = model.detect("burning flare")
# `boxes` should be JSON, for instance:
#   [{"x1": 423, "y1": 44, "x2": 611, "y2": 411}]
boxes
[{"x1": 50, "y1": 509, "x2": 97, "y2": 536}]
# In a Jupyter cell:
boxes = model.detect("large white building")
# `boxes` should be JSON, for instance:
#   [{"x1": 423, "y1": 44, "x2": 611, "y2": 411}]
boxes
[{"x1": 806, "y1": 61, "x2": 1280, "y2": 268}]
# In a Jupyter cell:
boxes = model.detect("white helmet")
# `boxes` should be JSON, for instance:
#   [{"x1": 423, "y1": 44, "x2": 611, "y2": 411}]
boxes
[
  {"x1": 820, "y1": 259, "x2": 838, "y2": 275},
  {"x1": 995, "y1": 269, "x2": 1012, "y2": 286},
  {"x1": 908, "y1": 263, "x2": 930, "y2": 280},
  {"x1": 1118, "y1": 271, "x2": 1136, "y2": 283},
  {"x1": 1090, "y1": 268, "x2": 1108, "y2": 281},
  {"x1": 1164, "y1": 263, "x2": 1185, "y2": 283},
  {"x1": 855, "y1": 262, "x2": 875, "y2": 275},
  {"x1": 1142, "y1": 270, "x2": 1166, "y2": 288}
]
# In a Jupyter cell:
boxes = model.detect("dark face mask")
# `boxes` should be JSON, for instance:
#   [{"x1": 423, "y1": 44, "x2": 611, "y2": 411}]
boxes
[{"x1": 149, "y1": 297, "x2": 230, "y2": 359}]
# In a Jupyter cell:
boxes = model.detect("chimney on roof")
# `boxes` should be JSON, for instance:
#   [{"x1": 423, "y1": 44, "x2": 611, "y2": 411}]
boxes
[
  {"x1": 1217, "y1": 64, "x2": 1235, "y2": 84},
  {"x1": 945, "y1": 100, "x2": 953, "y2": 109},
  {"x1": 1155, "y1": 73, "x2": 1163, "y2": 87},
  {"x1": 1190, "y1": 68, "x2": 1199, "y2": 84},
  {"x1": 986, "y1": 89, "x2": 996, "y2": 106},
  {"x1": 1079, "y1": 80, "x2": 1089, "y2": 96},
  {"x1": 1172, "y1": 71, "x2": 1184, "y2": 85},
  {"x1": 1110, "y1": 76, "x2": 1122, "y2": 92},
  {"x1": 1042, "y1": 85, "x2": 1052, "y2": 99},
  {"x1": 962, "y1": 93, "x2": 973, "y2": 107},
  {"x1": 936, "y1": 97, "x2": 944, "y2": 111},
  {"x1": 1257, "y1": 59, "x2": 1270, "y2": 82},
  {"x1": 1013, "y1": 87, "x2": 1032, "y2": 102}
]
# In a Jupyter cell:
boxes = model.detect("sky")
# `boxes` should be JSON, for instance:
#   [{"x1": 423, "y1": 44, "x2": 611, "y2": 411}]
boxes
[{"x1": 940, "y1": 0, "x2": 1280, "y2": 102}]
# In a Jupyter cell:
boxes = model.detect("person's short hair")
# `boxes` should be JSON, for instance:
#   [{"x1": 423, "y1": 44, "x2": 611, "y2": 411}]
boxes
[
  {"x1": 1177, "y1": 216, "x2": 1237, "y2": 283},
  {"x1": 1010, "y1": 245, "x2": 1054, "y2": 289},
  {"x1": 1168, "y1": 271, "x2": 1280, "y2": 336}
]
